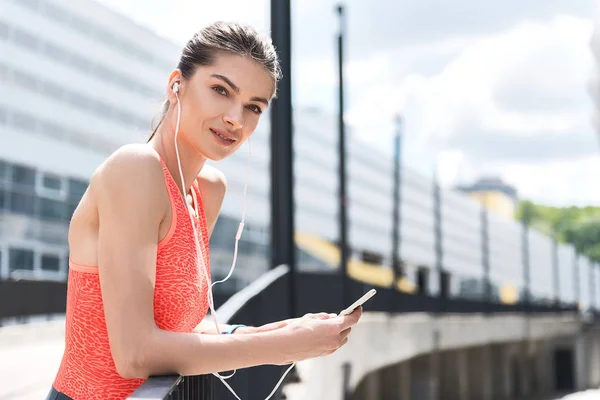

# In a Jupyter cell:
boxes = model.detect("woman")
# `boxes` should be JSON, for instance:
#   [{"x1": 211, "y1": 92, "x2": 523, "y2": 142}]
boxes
[{"x1": 46, "y1": 21, "x2": 362, "y2": 400}]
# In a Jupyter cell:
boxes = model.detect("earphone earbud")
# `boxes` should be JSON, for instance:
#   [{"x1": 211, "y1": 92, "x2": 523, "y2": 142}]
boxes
[{"x1": 173, "y1": 82, "x2": 179, "y2": 94}]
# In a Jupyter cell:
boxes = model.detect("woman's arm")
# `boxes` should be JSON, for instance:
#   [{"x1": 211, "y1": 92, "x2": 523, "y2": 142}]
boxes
[{"x1": 93, "y1": 145, "x2": 360, "y2": 379}]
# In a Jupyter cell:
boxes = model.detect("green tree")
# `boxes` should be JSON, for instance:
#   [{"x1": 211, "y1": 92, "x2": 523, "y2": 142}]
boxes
[{"x1": 515, "y1": 202, "x2": 600, "y2": 263}]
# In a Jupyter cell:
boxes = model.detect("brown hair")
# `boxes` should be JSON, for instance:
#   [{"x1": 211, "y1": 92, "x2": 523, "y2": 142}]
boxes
[{"x1": 148, "y1": 21, "x2": 281, "y2": 142}]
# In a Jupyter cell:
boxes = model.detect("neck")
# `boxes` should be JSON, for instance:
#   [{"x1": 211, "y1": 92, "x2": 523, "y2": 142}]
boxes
[{"x1": 150, "y1": 111, "x2": 207, "y2": 195}]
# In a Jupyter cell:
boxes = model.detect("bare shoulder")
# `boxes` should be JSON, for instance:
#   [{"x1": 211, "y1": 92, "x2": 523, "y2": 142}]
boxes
[
  {"x1": 90, "y1": 144, "x2": 165, "y2": 213},
  {"x1": 93, "y1": 144, "x2": 162, "y2": 187},
  {"x1": 197, "y1": 164, "x2": 227, "y2": 202}
]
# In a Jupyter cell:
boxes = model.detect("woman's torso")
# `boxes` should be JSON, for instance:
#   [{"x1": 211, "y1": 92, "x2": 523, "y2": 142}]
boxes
[{"x1": 53, "y1": 151, "x2": 211, "y2": 400}]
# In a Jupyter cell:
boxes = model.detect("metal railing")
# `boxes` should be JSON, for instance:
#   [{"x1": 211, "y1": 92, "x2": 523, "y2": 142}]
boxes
[{"x1": 125, "y1": 263, "x2": 580, "y2": 400}]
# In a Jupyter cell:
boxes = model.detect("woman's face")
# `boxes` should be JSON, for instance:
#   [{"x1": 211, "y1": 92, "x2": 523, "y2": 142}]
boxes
[{"x1": 171, "y1": 52, "x2": 274, "y2": 161}]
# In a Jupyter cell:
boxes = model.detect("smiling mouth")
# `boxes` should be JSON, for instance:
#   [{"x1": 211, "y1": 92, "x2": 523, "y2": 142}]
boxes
[{"x1": 210, "y1": 128, "x2": 236, "y2": 144}]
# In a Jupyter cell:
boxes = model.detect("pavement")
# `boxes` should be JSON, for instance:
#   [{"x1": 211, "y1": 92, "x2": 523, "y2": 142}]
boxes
[{"x1": 0, "y1": 320, "x2": 64, "y2": 400}]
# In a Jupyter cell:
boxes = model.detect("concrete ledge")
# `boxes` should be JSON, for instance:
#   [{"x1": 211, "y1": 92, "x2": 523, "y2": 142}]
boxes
[{"x1": 284, "y1": 312, "x2": 582, "y2": 400}]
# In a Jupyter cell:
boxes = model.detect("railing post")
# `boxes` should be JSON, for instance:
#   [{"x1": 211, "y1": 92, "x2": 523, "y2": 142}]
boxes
[
  {"x1": 433, "y1": 171, "x2": 444, "y2": 312},
  {"x1": 336, "y1": 3, "x2": 351, "y2": 307},
  {"x1": 342, "y1": 362, "x2": 352, "y2": 400},
  {"x1": 574, "y1": 252, "x2": 580, "y2": 310},
  {"x1": 589, "y1": 259, "x2": 596, "y2": 312},
  {"x1": 552, "y1": 237, "x2": 560, "y2": 307},
  {"x1": 391, "y1": 114, "x2": 403, "y2": 291},
  {"x1": 481, "y1": 205, "x2": 491, "y2": 309},
  {"x1": 521, "y1": 208, "x2": 531, "y2": 310},
  {"x1": 270, "y1": 0, "x2": 296, "y2": 318}
]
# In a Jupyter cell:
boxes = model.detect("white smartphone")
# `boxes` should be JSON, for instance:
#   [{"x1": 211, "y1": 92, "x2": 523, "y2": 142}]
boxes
[{"x1": 338, "y1": 289, "x2": 377, "y2": 316}]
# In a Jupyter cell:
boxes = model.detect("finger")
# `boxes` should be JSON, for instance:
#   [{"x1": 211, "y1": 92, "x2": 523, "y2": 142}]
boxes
[
  {"x1": 322, "y1": 349, "x2": 335, "y2": 357},
  {"x1": 339, "y1": 307, "x2": 362, "y2": 330},
  {"x1": 339, "y1": 336, "x2": 349, "y2": 347},
  {"x1": 316, "y1": 313, "x2": 337, "y2": 320},
  {"x1": 340, "y1": 327, "x2": 352, "y2": 340}
]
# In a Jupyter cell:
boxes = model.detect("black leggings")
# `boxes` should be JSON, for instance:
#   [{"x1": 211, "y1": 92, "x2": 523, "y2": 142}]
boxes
[{"x1": 45, "y1": 386, "x2": 74, "y2": 400}]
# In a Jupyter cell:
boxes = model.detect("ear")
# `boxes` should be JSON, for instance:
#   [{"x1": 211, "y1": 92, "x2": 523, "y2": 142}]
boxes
[{"x1": 167, "y1": 69, "x2": 183, "y2": 104}]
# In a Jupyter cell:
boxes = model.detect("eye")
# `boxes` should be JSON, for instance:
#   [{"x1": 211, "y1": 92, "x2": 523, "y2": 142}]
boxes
[
  {"x1": 247, "y1": 104, "x2": 263, "y2": 114},
  {"x1": 212, "y1": 85, "x2": 228, "y2": 96}
]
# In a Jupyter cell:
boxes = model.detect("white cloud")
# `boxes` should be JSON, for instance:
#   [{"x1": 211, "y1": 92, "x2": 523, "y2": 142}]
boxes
[{"x1": 341, "y1": 15, "x2": 597, "y2": 205}]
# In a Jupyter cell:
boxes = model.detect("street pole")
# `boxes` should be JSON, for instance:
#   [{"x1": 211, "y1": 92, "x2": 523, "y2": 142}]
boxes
[
  {"x1": 336, "y1": 4, "x2": 350, "y2": 306},
  {"x1": 391, "y1": 114, "x2": 403, "y2": 290},
  {"x1": 270, "y1": 0, "x2": 296, "y2": 316}
]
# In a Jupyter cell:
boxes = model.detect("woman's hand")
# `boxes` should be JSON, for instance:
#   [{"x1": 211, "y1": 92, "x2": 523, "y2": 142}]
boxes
[{"x1": 275, "y1": 307, "x2": 363, "y2": 364}]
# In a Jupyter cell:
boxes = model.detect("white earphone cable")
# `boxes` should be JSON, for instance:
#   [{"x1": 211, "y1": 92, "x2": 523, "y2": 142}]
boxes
[{"x1": 172, "y1": 86, "x2": 294, "y2": 399}]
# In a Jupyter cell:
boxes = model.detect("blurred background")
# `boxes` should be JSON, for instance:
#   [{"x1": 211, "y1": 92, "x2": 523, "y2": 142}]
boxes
[{"x1": 0, "y1": 0, "x2": 599, "y2": 399}]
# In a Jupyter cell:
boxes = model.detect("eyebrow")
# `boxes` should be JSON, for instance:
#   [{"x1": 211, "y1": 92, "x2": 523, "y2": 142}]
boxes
[{"x1": 211, "y1": 74, "x2": 270, "y2": 106}]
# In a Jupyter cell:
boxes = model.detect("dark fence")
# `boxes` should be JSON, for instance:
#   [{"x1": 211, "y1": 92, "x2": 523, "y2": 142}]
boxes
[{"x1": 0, "y1": 279, "x2": 67, "y2": 323}]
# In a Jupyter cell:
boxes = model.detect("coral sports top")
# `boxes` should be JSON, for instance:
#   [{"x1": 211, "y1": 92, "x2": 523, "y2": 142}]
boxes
[{"x1": 53, "y1": 157, "x2": 211, "y2": 400}]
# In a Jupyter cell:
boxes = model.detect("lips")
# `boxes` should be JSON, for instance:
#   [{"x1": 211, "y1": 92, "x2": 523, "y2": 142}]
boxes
[
  {"x1": 210, "y1": 128, "x2": 236, "y2": 142},
  {"x1": 210, "y1": 128, "x2": 236, "y2": 146}
]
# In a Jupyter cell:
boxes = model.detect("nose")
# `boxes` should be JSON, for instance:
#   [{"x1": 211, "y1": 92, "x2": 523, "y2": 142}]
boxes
[{"x1": 223, "y1": 106, "x2": 244, "y2": 131}]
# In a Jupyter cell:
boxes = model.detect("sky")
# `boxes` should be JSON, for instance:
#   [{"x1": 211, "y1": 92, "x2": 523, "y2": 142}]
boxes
[{"x1": 96, "y1": 0, "x2": 600, "y2": 207}]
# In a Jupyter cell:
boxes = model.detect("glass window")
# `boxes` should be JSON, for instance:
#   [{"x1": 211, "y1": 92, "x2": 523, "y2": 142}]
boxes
[
  {"x1": 13, "y1": 28, "x2": 39, "y2": 50},
  {"x1": 93, "y1": 101, "x2": 114, "y2": 118},
  {"x1": 10, "y1": 192, "x2": 36, "y2": 215},
  {"x1": 11, "y1": 112, "x2": 36, "y2": 131},
  {"x1": 43, "y1": 42, "x2": 68, "y2": 62},
  {"x1": 42, "y1": 174, "x2": 62, "y2": 191},
  {"x1": 11, "y1": 165, "x2": 36, "y2": 188},
  {"x1": 42, "y1": 3, "x2": 71, "y2": 24},
  {"x1": 68, "y1": 92, "x2": 89, "y2": 110},
  {"x1": 41, "y1": 254, "x2": 60, "y2": 272},
  {"x1": 0, "y1": 106, "x2": 6, "y2": 125},
  {"x1": 0, "y1": 20, "x2": 9, "y2": 39},
  {"x1": 68, "y1": 179, "x2": 88, "y2": 203},
  {"x1": 115, "y1": 110, "x2": 134, "y2": 125},
  {"x1": 0, "y1": 64, "x2": 6, "y2": 84},
  {"x1": 93, "y1": 29, "x2": 118, "y2": 48},
  {"x1": 19, "y1": 0, "x2": 40, "y2": 10},
  {"x1": 41, "y1": 81, "x2": 65, "y2": 100},
  {"x1": 69, "y1": 54, "x2": 91, "y2": 72},
  {"x1": 12, "y1": 70, "x2": 38, "y2": 91},
  {"x1": 69, "y1": 16, "x2": 92, "y2": 35},
  {"x1": 0, "y1": 160, "x2": 7, "y2": 182},
  {"x1": 0, "y1": 190, "x2": 6, "y2": 209},
  {"x1": 40, "y1": 121, "x2": 65, "y2": 139},
  {"x1": 39, "y1": 198, "x2": 66, "y2": 221},
  {"x1": 9, "y1": 248, "x2": 34, "y2": 272},
  {"x1": 93, "y1": 64, "x2": 116, "y2": 82}
]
